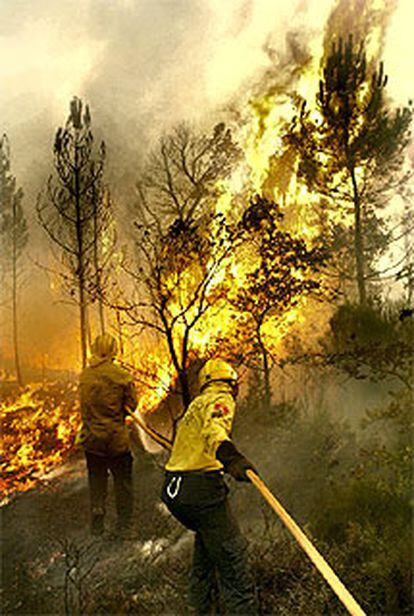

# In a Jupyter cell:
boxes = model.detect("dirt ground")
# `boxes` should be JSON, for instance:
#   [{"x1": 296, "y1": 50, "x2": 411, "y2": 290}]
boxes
[
  {"x1": 1, "y1": 443, "x2": 198, "y2": 615},
  {"x1": 2, "y1": 401, "x2": 373, "y2": 616},
  {"x1": 0, "y1": 387, "x2": 273, "y2": 616}
]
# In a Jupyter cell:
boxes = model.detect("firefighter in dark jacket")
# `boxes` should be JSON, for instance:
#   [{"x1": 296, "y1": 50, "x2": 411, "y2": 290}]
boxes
[
  {"x1": 162, "y1": 358, "x2": 258, "y2": 615},
  {"x1": 77, "y1": 333, "x2": 137, "y2": 536}
]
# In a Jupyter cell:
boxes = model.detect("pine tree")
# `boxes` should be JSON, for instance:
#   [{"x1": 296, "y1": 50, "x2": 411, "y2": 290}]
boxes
[
  {"x1": 37, "y1": 98, "x2": 106, "y2": 367},
  {"x1": 287, "y1": 35, "x2": 412, "y2": 304}
]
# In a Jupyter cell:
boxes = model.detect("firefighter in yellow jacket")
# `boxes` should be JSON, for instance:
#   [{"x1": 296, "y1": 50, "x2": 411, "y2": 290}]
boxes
[
  {"x1": 162, "y1": 358, "x2": 258, "y2": 615},
  {"x1": 77, "y1": 334, "x2": 137, "y2": 536}
]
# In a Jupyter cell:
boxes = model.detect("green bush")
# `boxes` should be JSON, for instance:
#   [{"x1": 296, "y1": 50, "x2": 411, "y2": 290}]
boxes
[
  {"x1": 329, "y1": 302, "x2": 396, "y2": 349},
  {"x1": 239, "y1": 371, "x2": 412, "y2": 614}
]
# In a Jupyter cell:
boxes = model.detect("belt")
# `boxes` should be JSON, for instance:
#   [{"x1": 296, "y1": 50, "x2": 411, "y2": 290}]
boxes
[{"x1": 165, "y1": 469, "x2": 224, "y2": 477}]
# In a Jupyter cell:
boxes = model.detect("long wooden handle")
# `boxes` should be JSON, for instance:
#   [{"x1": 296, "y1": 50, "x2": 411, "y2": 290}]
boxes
[
  {"x1": 247, "y1": 470, "x2": 366, "y2": 616},
  {"x1": 127, "y1": 412, "x2": 172, "y2": 450}
]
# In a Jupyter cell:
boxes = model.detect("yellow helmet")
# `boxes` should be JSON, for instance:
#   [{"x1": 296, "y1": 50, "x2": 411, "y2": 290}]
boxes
[
  {"x1": 199, "y1": 358, "x2": 238, "y2": 391},
  {"x1": 91, "y1": 333, "x2": 118, "y2": 359}
]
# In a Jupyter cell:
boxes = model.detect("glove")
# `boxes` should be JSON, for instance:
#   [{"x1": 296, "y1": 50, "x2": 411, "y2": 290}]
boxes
[{"x1": 216, "y1": 440, "x2": 256, "y2": 482}]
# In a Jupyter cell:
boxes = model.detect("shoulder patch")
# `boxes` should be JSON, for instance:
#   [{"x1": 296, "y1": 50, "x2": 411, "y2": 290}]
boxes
[{"x1": 211, "y1": 402, "x2": 231, "y2": 418}]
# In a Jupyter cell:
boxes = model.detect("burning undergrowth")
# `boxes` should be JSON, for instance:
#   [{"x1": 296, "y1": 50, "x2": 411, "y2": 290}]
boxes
[{"x1": 0, "y1": 381, "x2": 80, "y2": 499}]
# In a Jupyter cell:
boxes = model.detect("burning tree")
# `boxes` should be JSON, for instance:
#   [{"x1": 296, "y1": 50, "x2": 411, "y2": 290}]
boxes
[
  {"x1": 287, "y1": 35, "x2": 413, "y2": 305},
  {"x1": 135, "y1": 123, "x2": 240, "y2": 226},
  {"x1": 37, "y1": 97, "x2": 114, "y2": 367},
  {"x1": 228, "y1": 197, "x2": 326, "y2": 408},
  {"x1": 0, "y1": 134, "x2": 28, "y2": 385},
  {"x1": 124, "y1": 123, "x2": 241, "y2": 409},
  {"x1": 129, "y1": 215, "x2": 240, "y2": 410}
]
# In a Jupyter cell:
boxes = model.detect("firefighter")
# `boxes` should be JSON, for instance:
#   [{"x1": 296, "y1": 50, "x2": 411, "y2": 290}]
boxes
[
  {"x1": 161, "y1": 358, "x2": 258, "y2": 615},
  {"x1": 77, "y1": 333, "x2": 137, "y2": 537}
]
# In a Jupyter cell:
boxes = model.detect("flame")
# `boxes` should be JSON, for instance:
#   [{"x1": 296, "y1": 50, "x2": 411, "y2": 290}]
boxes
[
  {"x1": 0, "y1": 382, "x2": 80, "y2": 498},
  {"x1": 121, "y1": 19, "x2": 331, "y2": 415},
  {"x1": 1, "y1": 0, "x2": 399, "y2": 496},
  {"x1": 133, "y1": 351, "x2": 176, "y2": 415}
]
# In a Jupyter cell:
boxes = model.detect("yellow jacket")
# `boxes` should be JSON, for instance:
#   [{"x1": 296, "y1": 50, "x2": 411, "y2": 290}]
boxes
[
  {"x1": 77, "y1": 357, "x2": 137, "y2": 456},
  {"x1": 165, "y1": 381, "x2": 236, "y2": 472}
]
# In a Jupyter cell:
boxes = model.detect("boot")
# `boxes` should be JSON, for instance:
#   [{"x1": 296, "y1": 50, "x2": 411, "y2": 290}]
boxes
[{"x1": 91, "y1": 513, "x2": 105, "y2": 536}]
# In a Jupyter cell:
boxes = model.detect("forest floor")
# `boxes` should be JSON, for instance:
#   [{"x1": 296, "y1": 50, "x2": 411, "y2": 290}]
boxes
[
  {"x1": 2, "y1": 426, "x2": 314, "y2": 616},
  {"x1": 2, "y1": 444, "x2": 195, "y2": 615},
  {"x1": 4, "y1": 377, "x2": 406, "y2": 616}
]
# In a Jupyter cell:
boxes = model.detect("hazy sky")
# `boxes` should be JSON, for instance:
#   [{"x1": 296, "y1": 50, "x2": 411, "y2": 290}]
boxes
[
  {"x1": 1, "y1": 0, "x2": 413, "y2": 370},
  {"x1": 1, "y1": 0, "x2": 412, "y2": 183},
  {"x1": 0, "y1": 0, "x2": 333, "y2": 178}
]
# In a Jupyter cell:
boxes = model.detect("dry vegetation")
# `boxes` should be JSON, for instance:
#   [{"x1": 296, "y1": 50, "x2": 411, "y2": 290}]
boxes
[{"x1": 2, "y1": 305, "x2": 412, "y2": 615}]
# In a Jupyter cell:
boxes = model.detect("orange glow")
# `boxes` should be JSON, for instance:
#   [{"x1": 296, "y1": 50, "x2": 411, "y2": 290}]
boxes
[
  {"x1": 0, "y1": 382, "x2": 80, "y2": 498},
  {"x1": 3, "y1": 0, "x2": 403, "y2": 498},
  {"x1": 0, "y1": 42, "x2": 330, "y2": 500}
]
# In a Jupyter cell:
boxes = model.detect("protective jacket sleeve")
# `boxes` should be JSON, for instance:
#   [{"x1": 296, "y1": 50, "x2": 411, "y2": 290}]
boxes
[{"x1": 201, "y1": 395, "x2": 235, "y2": 457}]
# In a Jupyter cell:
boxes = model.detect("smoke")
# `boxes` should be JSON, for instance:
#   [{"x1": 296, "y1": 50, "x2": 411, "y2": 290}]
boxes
[
  {"x1": 0, "y1": 0, "x2": 411, "y2": 373},
  {"x1": 383, "y1": 0, "x2": 414, "y2": 105},
  {"x1": 1, "y1": 0, "x2": 410, "y2": 181},
  {"x1": 1, "y1": 1, "x2": 337, "y2": 179}
]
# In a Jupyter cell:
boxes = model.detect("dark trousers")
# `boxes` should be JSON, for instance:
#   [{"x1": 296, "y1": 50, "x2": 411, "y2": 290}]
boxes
[
  {"x1": 162, "y1": 472, "x2": 257, "y2": 615},
  {"x1": 85, "y1": 450, "x2": 133, "y2": 528}
]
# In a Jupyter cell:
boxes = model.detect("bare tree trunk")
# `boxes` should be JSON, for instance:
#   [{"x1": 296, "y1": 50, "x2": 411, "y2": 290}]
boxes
[
  {"x1": 257, "y1": 324, "x2": 271, "y2": 408},
  {"x1": 74, "y1": 145, "x2": 88, "y2": 368},
  {"x1": 350, "y1": 166, "x2": 367, "y2": 305},
  {"x1": 403, "y1": 216, "x2": 413, "y2": 305},
  {"x1": 407, "y1": 267, "x2": 413, "y2": 306},
  {"x1": 178, "y1": 369, "x2": 191, "y2": 410},
  {"x1": 116, "y1": 309, "x2": 124, "y2": 358},
  {"x1": 78, "y1": 273, "x2": 88, "y2": 368},
  {"x1": 92, "y1": 186, "x2": 105, "y2": 335},
  {"x1": 180, "y1": 328, "x2": 192, "y2": 409},
  {"x1": 161, "y1": 310, "x2": 191, "y2": 411},
  {"x1": 86, "y1": 305, "x2": 92, "y2": 349},
  {"x1": 12, "y1": 214, "x2": 22, "y2": 385},
  {"x1": 98, "y1": 295, "x2": 105, "y2": 335}
]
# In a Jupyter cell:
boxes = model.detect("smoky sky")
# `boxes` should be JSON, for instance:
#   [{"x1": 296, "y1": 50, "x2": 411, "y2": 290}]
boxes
[
  {"x1": 2, "y1": 0, "x2": 411, "y2": 187},
  {"x1": 1, "y1": 0, "x2": 340, "y2": 183},
  {"x1": 0, "y1": 0, "x2": 412, "y2": 370}
]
